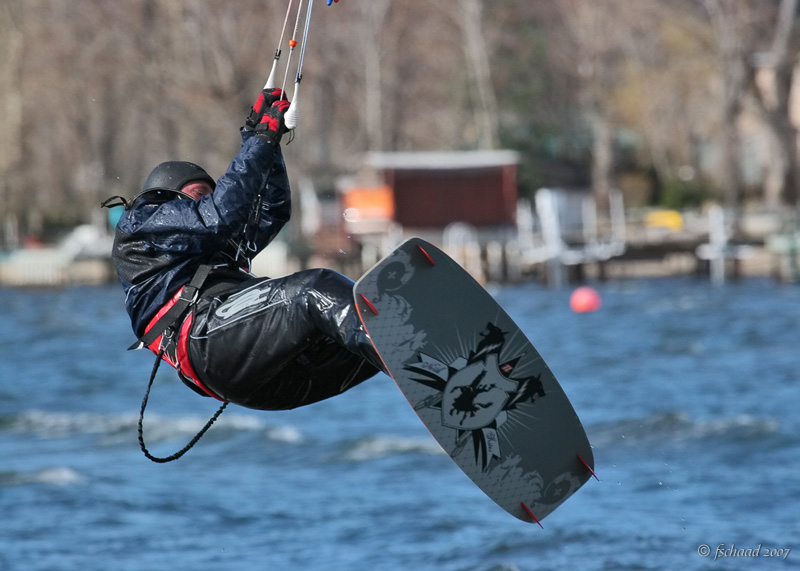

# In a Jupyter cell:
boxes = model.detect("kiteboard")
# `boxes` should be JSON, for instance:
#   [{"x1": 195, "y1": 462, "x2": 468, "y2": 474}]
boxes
[{"x1": 353, "y1": 237, "x2": 595, "y2": 525}]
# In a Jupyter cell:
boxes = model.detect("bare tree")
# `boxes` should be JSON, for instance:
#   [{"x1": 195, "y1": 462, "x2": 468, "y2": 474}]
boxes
[
  {"x1": 615, "y1": 2, "x2": 718, "y2": 187},
  {"x1": 0, "y1": 0, "x2": 25, "y2": 246},
  {"x1": 554, "y1": 0, "x2": 631, "y2": 206},
  {"x1": 459, "y1": 0, "x2": 500, "y2": 150},
  {"x1": 359, "y1": 0, "x2": 392, "y2": 152},
  {"x1": 703, "y1": 0, "x2": 749, "y2": 213},
  {"x1": 747, "y1": 0, "x2": 800, "y2": 207},
  {"x1": 8, "y1": 0, "x2": 800, "y2": 240}
]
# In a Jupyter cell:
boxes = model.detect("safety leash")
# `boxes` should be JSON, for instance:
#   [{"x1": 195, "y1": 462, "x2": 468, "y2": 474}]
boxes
[
  {"x1": 138, "y1": 347, "x2": 228, "y2": 463},
  {"x1": 131, "y1": 262, "x2": 229, "y2": 463}
]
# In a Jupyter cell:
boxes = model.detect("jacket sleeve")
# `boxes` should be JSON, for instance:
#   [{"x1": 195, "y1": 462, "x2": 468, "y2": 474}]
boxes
[
  {"x1": 122, "y1": 135, "x2": 290, "y2": 256},
  {"x1": 199, "y1": 133, "x2": 291, "y2": 242},
  {"x1": 251, "y1": 149, "x2": 292, "y2": 253}
]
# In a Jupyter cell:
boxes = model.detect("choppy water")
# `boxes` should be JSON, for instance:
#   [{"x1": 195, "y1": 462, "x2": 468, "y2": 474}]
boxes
[{"x1": 1, "y1": 278, "x2": 799, "y2": 570}]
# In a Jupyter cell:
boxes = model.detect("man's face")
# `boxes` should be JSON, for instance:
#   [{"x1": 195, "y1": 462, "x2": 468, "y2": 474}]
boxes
[{"x1": 181, "y1": 181, "x2": 214, "y2": 200}]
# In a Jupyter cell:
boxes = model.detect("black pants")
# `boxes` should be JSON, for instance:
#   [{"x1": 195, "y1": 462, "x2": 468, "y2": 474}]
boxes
[{"x1": 188, "y1": 268, "x2": 382, "y2": 410}]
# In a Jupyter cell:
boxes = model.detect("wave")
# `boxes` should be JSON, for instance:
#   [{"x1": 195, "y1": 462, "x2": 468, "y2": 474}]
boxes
[
  {"x1": 0, "y1": 410, "x2": 302, "y2": 445},
  {"x1": 0, "y1": 467, "x2": 84, "y2": 488},
  {"x1": 588, "y1": 411, "x2": 780, "y2": 447},
  {"x1": 343, "y1": 436, "x2": 446, "y2": 461}
]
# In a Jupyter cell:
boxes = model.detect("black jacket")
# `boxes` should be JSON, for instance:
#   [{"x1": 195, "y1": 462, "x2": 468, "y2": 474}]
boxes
[{"x1": 112, "y1": 132, "x2": 291, "y2": 336}]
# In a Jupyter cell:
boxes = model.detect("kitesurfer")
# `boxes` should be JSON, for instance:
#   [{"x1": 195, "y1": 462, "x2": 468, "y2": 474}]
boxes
[{"x1": 103, "y1": 87, "x2": 383, "y2": 411}]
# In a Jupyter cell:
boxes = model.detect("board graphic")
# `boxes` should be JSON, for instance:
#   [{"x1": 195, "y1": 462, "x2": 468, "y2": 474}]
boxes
[{"x1": 354, "y1": 238, "x2": 595, "y2": 524}]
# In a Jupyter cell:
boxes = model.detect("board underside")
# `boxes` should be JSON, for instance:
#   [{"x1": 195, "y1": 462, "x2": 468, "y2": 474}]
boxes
[{"x1": 354, "y1": 238, "x2": 594, "y2": 524}]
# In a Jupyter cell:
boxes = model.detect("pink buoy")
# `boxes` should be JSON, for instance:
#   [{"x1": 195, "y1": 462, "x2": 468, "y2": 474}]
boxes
[{"x1": 570, "y1": 286, "x2": 602, "y2": 313}]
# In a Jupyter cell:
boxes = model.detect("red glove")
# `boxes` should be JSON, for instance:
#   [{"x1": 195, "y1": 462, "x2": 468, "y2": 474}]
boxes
[
  {"x1": 253, "y1": 99, "x2": 291, "y2": 145},
  {"x1": 245, "y1": 88, "x2": 286, "y2": 131}
]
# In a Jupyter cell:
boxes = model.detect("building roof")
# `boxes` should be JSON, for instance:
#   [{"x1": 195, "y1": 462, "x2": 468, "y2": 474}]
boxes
[{"x1": 364, "y1": 150, "x2": 520, "y2": 170}]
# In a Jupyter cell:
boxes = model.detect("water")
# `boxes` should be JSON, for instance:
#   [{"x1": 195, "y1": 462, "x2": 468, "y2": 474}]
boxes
[{"x1": 1, "y1": 279, "x2": 799, "y2": 570}]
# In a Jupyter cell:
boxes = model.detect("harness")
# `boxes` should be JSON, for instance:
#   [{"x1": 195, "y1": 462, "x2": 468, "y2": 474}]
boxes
[
  {"x1": 132, "y1": 263, "x2": 211, "y2": 350},
  {"x1": 130, "y1": 263, "x2": 230, "y2": 463}
]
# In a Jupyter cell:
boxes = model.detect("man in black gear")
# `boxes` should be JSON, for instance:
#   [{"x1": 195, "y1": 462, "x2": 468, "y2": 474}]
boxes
[{"x1": 106, "y1": 88, "x2": 383, "y2": 411}]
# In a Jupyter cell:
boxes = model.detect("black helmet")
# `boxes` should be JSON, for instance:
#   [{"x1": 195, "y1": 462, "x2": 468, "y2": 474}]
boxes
[
  {"x1": 101, "y1": 161, "x2": 216, "y2": 211},
  {"x1": 142, "y1": 161, "x2": 216, "y2": 194}
]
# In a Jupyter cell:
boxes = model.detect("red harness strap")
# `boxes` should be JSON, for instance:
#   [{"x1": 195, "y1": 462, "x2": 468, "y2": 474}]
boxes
[{"x1": 144, "y1": 287, "x2": 224, "y2": 401}]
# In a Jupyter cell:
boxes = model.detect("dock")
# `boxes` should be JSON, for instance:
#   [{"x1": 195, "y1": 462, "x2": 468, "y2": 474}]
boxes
[{"x1": 0, "y1": 203, "x2": 796, "y2": 288}]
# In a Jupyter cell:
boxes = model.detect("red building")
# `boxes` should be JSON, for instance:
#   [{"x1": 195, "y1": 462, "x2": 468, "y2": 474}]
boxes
[{"x1": 343, "y1": 150, "x2": 520, "y2": 234}]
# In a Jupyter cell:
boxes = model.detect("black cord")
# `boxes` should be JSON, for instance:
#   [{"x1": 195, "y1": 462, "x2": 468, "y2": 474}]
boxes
[{"x1": 138, "y1": 347, "x2": 228, "y2": 463}]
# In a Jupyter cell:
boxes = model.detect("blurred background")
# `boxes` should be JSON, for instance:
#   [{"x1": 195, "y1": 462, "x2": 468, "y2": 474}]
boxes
[
  {"x1": 3, "y1": 0, "x2": 800, "y2": 285},
  {"x1": 2, "y1": 2, "x2": 800, "y2": 570}
]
